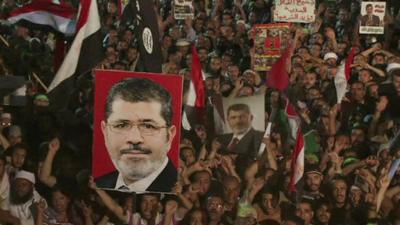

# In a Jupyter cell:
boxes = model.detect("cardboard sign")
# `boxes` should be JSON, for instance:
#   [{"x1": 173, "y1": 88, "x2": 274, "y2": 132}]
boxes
[
  {"x1": 359, "y1": 1, "x2": 385, "y2": 34},
  {"x1": 174, "y1": 0, "x2": 194, "y2": 20},
  {"x1": 274, "y1": 0, "x2": 316, "y2": 23},
  {"x1": 92, "y1": 70, "x2": 183, "y2": 193},
  {"x1": 253, "y1": 23, "x2": 291, "y2": 71}
]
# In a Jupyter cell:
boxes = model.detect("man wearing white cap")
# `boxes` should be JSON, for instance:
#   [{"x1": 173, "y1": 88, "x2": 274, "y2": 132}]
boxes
[
  {"x1": 0, "y1": 170, "x2": 46, "y2": 225},
  {"x1": 324, "y1": 52, "x2": 338, "y2": 66}
]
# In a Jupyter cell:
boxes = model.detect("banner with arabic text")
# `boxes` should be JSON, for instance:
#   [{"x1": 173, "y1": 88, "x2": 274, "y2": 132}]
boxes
[{"x1": 274, "y1": 0, "x2": 315, "y2": 23}]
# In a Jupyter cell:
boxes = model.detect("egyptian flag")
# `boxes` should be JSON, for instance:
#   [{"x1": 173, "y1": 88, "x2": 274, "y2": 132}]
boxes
[
  {"x1": 266, "y1": 43, "x2": 293, "y2": 91},
  {"x1": 182, "y1": 45, "x2": 206, "y2": 130},
  {"x1": 47, "y1": 0, "x2": 102, "y2": 109},
  {"x1": 8, "y1": 0, "x2": 77, "y2": 36},
  {"x1": 290, "y1": 128, "x2": 305, "y2": 192},
  {"x1": 121, "y1": 0, "x2": 162, "y2": 72},
  {"x1": 117, "y1": 0, "x2": 128, "y2": 18},
  {"x1": 335, "y1": 47, "x2": 356, "y2": 103}
]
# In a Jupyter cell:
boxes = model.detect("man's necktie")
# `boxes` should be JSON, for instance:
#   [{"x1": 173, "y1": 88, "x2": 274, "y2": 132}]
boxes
[{"x1": 227, "y1": 137, "x2": 239, "y2": 151}]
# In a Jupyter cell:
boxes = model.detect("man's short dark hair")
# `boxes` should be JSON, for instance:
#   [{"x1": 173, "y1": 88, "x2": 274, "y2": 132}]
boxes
[
  {"x1": 227, "y1": 103, "x2": 250, "y2": 116},
  {"x1": 366, "y1": 4, "x2": 373, "y2": 9},
  {"x1": 105, "y1": 77, "x2": 173, "y2": 126}
]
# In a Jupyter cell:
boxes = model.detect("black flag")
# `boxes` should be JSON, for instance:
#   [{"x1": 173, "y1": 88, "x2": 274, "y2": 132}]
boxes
[{"x1": 122, "y1": 0, "x2": 162, "y2": 73}]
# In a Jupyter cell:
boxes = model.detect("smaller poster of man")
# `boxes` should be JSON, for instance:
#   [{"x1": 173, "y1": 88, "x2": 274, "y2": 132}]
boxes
[
  {"x1": 253, "y1": 23, "x2": 290, "y2": 71},
  {"x1": 174, "y1": 0, "x2": 194, "y2": 20},
  {"x1": 92, "y1": 70, "x2": 183, "y2": 194},
  {"x1": 359, "y1": 1, "x2": 385, "y2": 34}
]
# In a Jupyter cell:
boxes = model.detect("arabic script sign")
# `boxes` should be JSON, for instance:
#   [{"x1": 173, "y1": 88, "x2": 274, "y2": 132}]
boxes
[{"x1": 274, "y1": 0, "x2": 315, "y2": 23}]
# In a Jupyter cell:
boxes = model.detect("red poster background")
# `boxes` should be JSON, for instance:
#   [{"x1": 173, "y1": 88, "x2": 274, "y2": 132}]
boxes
[{"x1": 92, "y1": 70, "x2": 183, "y2": 178}]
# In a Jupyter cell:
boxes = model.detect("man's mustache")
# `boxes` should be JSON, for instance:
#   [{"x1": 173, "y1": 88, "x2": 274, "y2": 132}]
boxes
[{"x1": 120, "y1": 144, "x2": 152, "y2": 154}]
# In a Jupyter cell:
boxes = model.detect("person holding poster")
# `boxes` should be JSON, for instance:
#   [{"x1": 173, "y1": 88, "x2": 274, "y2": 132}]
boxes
[
  {"x1": 360, "y1": 3, "x2": 381, "y2": 26},
  {"x1": 95, "y1": 77, "x2": 178, "y2": 193}
]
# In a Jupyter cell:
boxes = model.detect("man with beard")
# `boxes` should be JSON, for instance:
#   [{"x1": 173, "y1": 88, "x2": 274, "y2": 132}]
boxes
[
  {"x1": 95, "y1": 77, "x2": 177, "y2": 193},
  {"x1": 302, "y1": 165, "x2": 324, "y2": 201},
  {"x1": 0, "y1": 170, "x2": 46, "y2": 225}
]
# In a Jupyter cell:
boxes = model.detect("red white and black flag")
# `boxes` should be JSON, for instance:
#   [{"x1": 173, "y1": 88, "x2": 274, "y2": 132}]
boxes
[
  {"x1": 121, "y1": 0, "x2": 162, "y2": 72},
  {"x1": 8, "y1": 0, "x2": 77, "y2": 35},
  {"x1": 182, "y1": 46, "x2": 206, "y2": 130},
  {"x1": 47, "y1": 0, "x2": 103, "y2": 109}
]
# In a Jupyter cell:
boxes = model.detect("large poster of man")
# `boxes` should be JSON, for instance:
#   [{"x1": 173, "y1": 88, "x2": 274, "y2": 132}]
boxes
[
  {"x1": 214, "y1": 94, "x2": 265, "y2": 159},
  {"x1": 253, "y1": 23, "x2": 290, "y2": 71},
  {"x1": 92, "y1": 70, "x2": 183, "y2": 193},
  {"x1": 359, "y1": 1, "x2": 385, "y2": 34}
]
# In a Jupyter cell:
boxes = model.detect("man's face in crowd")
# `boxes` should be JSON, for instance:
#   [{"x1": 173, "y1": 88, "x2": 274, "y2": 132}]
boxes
[
  {"x1": 305, "y1": 172, "x2": 323, "y2": 192},
  {"x1": 358, "y1": 70, "x2": 373, "y2": 83},
  {"x1": 140, "y1": 195, "x2": 160, "y2": 220},
  {"x1": 310, "y1": 44, "x2": 321, "y2": 58},
  {"x1": 194, "y1": 171, "x2": 211, "y2": 195},
  {"x1": 332, "y1": 180, "x2": 347, "y2": 205},
  {"x1": 316, "y1": 205, "x2": 331, "y2": 224},
  {"x1": 303, "y1": 72, "x2": 317, "y2": 89},
  {"x1": 207, "y1": 196, "x2": 224, "y2": 221},
  {"x1": 127, "y1": 48, "x2": 138, "y2": 62},
  {"x1": 11, "y1": 178, "x2": 33, "y2": 204},
  {"x1": 181, "y1": 148, "x2": 196, "y2": 166},
  {"x1": 373, "y1": 54, "x2": 385, "y2": 65},
  {"x1": 210, "y1": 57, "x2": 221, "y2": 72},
  {"x1": 223, "y1": 178, "x2": 240, "y2": 204},
  {"x1": 349, "y1": 187, "x2": 362, "y2": 206},
  {"x1": 12, "y1": 147, "x2": 27, "y2": 169},
  {"x1": 260, "y1": 193, "x2": 279, "y2": 215},
  {"x1": 227, "y1": 109, "x2": 252, "y2": 135},
  {"x1": 107, "y1": 2, "x2": 117, "y2": 14},
  {"x1": 228, "y1": 65, "x2": 240, "y2": 81},
  {"x1": 350, "y1": 82, "x2": 365, "y2": 102},
  {"x1": 296, "y1": 202, "x2": 314, "y2": 225},
  {"x1": 101, "y1": 98, "x2": 176, "y2": 182},
  {"x1": 198, "y1": 49, "x2": 208, "y2": 63}
]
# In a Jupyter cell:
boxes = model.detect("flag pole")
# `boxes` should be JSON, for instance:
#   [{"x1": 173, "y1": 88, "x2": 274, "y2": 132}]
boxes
[
  {"x1": 32, "y1": 73, "x2": 49, "y2": 92},
  {"x1": 0, "y1": 35, "x2": 9, "y2": 47}
]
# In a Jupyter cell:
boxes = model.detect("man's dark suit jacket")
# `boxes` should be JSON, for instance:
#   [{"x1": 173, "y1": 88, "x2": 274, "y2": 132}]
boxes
[
  {"x1": 217, "y1": 128, "x2": 264, "y2": 159},
  {"x1": 360, "y1": 14, "x2": 381, "y2": 26},
  {"x1": 217, "y1": 128, "x2": 264, "y2": 177},
  {"x1": 95, "y1": 159, "x2": 177, "y2": 193}
]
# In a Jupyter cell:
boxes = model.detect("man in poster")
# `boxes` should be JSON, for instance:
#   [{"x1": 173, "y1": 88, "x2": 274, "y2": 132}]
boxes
[
  {"x1": 95, "y1": 77, "x2": 177, "y2": 193},
  {"x1": 218, "y1": 103, "x2": 264, "y2": 159},
  {"x1": 360, "y1": 3, "x2": 381, "y2": 26}
]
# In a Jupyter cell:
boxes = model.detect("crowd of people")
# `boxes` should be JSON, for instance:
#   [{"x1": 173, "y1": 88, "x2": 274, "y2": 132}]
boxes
[{"x1": 1, "y1": 0, "x2": 400, "y2": 224}]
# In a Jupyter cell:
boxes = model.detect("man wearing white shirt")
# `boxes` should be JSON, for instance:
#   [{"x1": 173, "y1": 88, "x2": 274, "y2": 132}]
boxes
[{"x1": 0, "y1": 170, "x2": 46, "y2": 225}]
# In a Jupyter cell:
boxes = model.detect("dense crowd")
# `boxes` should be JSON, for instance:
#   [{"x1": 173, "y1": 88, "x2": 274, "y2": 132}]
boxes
[{"x1": 1, "y1": 0, "x2": 400, "y2": 224}]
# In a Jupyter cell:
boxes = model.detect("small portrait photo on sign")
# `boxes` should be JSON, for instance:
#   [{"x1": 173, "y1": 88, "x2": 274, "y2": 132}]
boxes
[
  {"x1": 213, "y1": 94, "x2": 265, "y2": 159},
  {"x1": 359, "y1": 1, "x2": 386, "y2": 34},
  {"x1": 92, "y1": 70, "x2": 183, "y2": 194}
]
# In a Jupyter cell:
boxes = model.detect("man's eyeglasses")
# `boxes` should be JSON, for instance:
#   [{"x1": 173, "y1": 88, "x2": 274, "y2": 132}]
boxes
[{"x1": 106, "y1": 121, "x2": 168, "y2": 136}]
